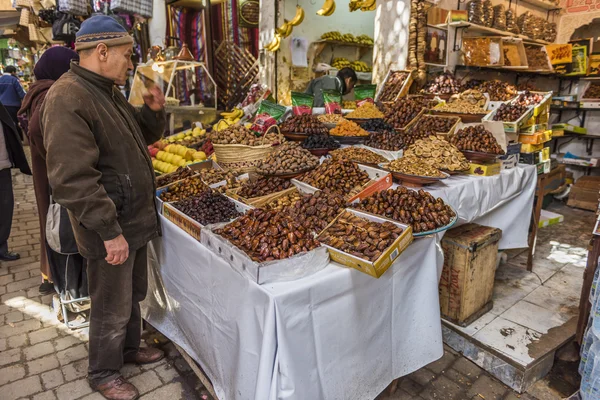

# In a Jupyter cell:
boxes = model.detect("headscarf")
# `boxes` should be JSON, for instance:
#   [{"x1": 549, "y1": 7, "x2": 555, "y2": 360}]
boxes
[{"x1": 34, "y1": 46, "x2": 79, "y2": 81}]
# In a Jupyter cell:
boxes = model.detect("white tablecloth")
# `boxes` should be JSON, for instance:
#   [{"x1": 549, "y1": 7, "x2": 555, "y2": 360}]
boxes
[{"x1": 142, "y1": 165, "x2": 537, "y2": 400}]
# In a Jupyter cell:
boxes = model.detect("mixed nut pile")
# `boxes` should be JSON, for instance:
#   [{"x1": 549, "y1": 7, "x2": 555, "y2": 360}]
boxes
[
  {"x1": 492, "y1": 103, "x2": 528, "y2": 122},
  {"x1": 156, "y1": 167, "x2": 195, "y2": 187},
  {"x1": 257, "y1": 142, "x2": 319, "y2": 175},
  {"x1": 364, "y1": 131, "x2": 404, "y2": 151},
  {"x1": 352, "y1": 187, "x2": 456, "y2": 233},
  {"x1": 210, "y1": 125, "x2": 285, "y2": 146},
  {"x1": 404, "y1": 136, "x2": 470, "y2": 172},
  {"x1": 319, "y1": 211, "x2": 404, "y2": 262},
  {"x1": 317, "y1": 114, "x2": 346, "y2": 124},
  {"x1": 378, "y1": 71, "x2": 409, "y2": 102},
  {"x1": 330, "y1": 147, "x2": 387, "y2": 165},
  {"x1": 298, "y1": 159, "x2": 371, "y2": 196},
  {"x1": 159, "y1": 177, "x2": 210, "y2": 202},
  {"x1": 301, "y1": 134, "x2": 341, "y2": 150},
  {"x1": 279, "y1": 115, "x2": 329, "y2": 135},
  {"x1": 345, "y1": 102, "x2": 384, "y2": 119},
  {"x1": 450, "y1": 125, "x2": 505, "y2": 154},
  {"x1": 237, "y1": 177, "x2": 292, "y2": 199},
  {"x1": 173, "y1": 192, "x2": 241, "y2": 225}
]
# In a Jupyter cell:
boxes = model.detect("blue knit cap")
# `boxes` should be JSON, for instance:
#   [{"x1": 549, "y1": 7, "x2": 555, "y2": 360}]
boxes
[{"x1": 75, "y1": 15, "x2": 134, "y2": 52}]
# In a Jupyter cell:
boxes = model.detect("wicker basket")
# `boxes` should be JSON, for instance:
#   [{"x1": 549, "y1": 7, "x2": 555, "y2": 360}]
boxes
[{"x1": 212, "y1": 126, "x2": 281, "y2": 173}]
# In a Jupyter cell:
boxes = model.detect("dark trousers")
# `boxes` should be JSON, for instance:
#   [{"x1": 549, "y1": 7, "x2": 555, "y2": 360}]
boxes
[
  {"x1": 5, "y1": 106, "x2": 22, "y2": 140},
  {"x1": 0, "y1": 168, "x2": 14, "y2": 253},
  {"x1": 87, "y1": 245, "x2": 148, "y2": 386}
]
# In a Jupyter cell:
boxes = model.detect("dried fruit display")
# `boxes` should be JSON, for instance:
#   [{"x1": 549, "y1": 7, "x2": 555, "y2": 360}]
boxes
[
  {"x1": 423, "y1": 73, "x2": 461, "y2": 95},
  {"x1": 343, "y1": 101, "x2": 357, "y2": 110},
  {"x1": 237, "y1": 177, "x2": 292, "y2": 198},
  {"x1": 492, "y1": 103, "x2": 528, "y2": 122},
  {"x1": 284, "y1": 189, "x2": 346, "y2": 233},
  {"x1": 159, "y1": 177, "x2": 210, "y2": 202},
  {"x1": 404, "y1": 136, "x2": 470, "y2": 172},
  {"x1": 386, "y1": 158, "x2": 445, "y2": 177},
  {"x1": 173, "y1": 192, "x2": 241, "y2": 226},
  {"x1": 257, "y1": 142, "x2": 319, "y2": 175},
  {"x1": 215, "y1": 208, "x2": 320, "y2": 262},
  {"x1": 382, "y1": 98, "x2": 426, "y2": 129},
  {"x1": 279, "y1": 115, "x2": 329, "y2": 135},
  {"x1": 434, "y1": 90, "x2": 487, "y2": 114},
  {"x1": 264, "y1": 190, "x2": 302, "y2": 211},
  {"x1": 198, "y1": 169, "x2": 238, "y2": 186},
  {"x1": 413, "y1": 116, "x2": 459, "y2": 134},
  {"x1": 345, "y1": 102, "x2": 384, "y2": 119},
  {"x1": 378, "y1": 71, "x2": 409, "y2": 102},
  {"x1": 330, "y1": 147, "x2": 387, "y2": 165},
  {"x1": 301, "y1": 134, "x2": 341, "y2": 150},
  {"x1": 450, "y1": 125, "x2": 505, "y2": 154},
  {"x1": 361, "y1": 119, "x2": 395, "y2": 132},
  {"x1": 364, "y1": 131, "x2": 404, "y2": 151},
  {"x1": 319, "y1": 211, "x2": 404, "y2": 261},
  {"x1": 210, "y1": 125, "x2": 285, "y2": 146},
  {"x1": 298, "y1": 159, "x2": 370, "y2": 196},
  {"x1": 583, "y1": 84, "x2": 600, "y2": 99},
  {"x1": 352, "y1": 187, "x2": 456, "y2": 233},
  {"x1": 475, "y1": 80, "x2": 518, "y2": 101},
  {"x1": 524, "y1": 45, "x2": 549, "y2": 70},
  {"x1": 330, "y1": 119, "x2": 370, "y2": 137},
  {"x1": 156, "y1": 167, "x2": 195, "y2": 187},
  {"x1": 317, "y1": 114, "x2": 347, "y2": 124},
  {"x1": 514, "y1": 90, "x2": 544, "y2": 107}
]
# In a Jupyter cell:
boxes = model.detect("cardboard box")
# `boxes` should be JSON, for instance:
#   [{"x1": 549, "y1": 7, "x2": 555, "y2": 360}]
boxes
[
  {"x1": 519, "y1": 130, "x2": 552, "y2": 144},
  {"x1": 556, "y1": 154, "x2": 600, "y2": 167},
  {"x1": 542, "y1": 146, "x2": 550, "y2": 162},
  {"x1": 568, "y1": 176, "x2": 600, "y2": 211},
  {"x1": 468, "y1": 162, "x2": 501, "y2": 176},
  {"x1": 542, "y1": 164, "x2": 566, "y2": 193},
  {"x1": 520, "y1": 143, "x2": 544, "y2": 153},
  {"x1": 552, "y1": 123, "x2": 587, "y2": 136},
  {"x1": 520, "y1": 151, "x2": 543, "y2": 165},
  {"x1": 317, "y1": 209, "x2": 413, "y2": 278},
  {"x1": 536, "y1": 160, "x2": 551, "y2": 175},
  {"x1": 519, "y1": 123, "x2": 548, "y2": 135},
  {"x1": 500, "y1": 154, "x2": 518, "y2": 169},
  {"x1": 538, "y1": 210, "x2": 564, "y2": 228}
]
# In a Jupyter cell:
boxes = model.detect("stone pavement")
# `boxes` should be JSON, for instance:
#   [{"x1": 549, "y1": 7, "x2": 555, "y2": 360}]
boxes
[{"x1": 0, "y1": 170, "x2": 576, "y2": 400}]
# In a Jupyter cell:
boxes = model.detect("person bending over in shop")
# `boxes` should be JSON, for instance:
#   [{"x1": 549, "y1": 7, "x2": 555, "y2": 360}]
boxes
[
  {"x1": 305, "y1": 67, "x2": 358, "y2": 107},
  {"x1": 40, "y1": 16, "x2": 166, "y2": 400}
]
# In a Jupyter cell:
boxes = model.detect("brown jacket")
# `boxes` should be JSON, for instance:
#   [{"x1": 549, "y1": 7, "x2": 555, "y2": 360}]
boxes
[{"x1": 41, "y1": 63, "x2": 165, "y2": 259}]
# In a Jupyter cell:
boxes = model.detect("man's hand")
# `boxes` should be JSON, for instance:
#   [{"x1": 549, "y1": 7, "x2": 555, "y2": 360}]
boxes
[
  {"x1": 104, "y1": 234, "x2": 129, "y2": 265},
  {"x1": 142, "y1": 86, "x2": 166, "y2": 112}
]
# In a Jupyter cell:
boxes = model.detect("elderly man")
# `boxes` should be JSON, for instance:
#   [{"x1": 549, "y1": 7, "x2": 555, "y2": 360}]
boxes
[{"x1": 41, "y1": 16, "x2": 166, "y2": 400}]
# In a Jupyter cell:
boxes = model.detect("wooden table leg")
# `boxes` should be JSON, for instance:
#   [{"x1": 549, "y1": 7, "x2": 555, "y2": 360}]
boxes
[
  {"x1": 389, "y1": 378, "x2": 400, "y2": 395},
  {"x1": 527, "y1": 175, "x2": 545, "y2": 271}
]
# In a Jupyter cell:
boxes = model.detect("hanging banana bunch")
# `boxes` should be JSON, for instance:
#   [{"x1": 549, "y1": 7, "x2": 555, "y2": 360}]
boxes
[
  {"x1": 317, "y1": 0, "x2": 336, "y2": 16},
  {"x1": 289, "y1": 5, "x2": 305, "y2": 25},
  {"x1": 415, "y1": 0, "x2": 427, "y2": 85},
  {"x1": 349, "y1": 0, "x2": 375, "y2": 12},
  {"x1": 265, "y1": 5, "x2": 305, "y2": 53}
]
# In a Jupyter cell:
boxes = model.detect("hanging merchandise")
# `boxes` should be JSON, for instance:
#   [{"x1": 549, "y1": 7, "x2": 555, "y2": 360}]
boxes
[
  {"x1": 19, "y1": 7, "x2": 31, "y2": 27},
  {"x1": 58, "y1": 0, "x2": 89, "y2": 16},
  {"x1": 238, "y1": 0, "x2": 258, "y2": 28},
  {"x1": 111, "y1": 0, "x2": 153, "y2": 18},
  {"x1": 52, "y1": 12, "x2": 80, "y2": 42}
]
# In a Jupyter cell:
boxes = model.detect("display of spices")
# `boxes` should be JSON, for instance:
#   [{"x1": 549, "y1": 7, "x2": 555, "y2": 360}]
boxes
[
  {"x1": 475, "y1": 80, "x2": 518, "y2": 101},
  {"x1": 583, "y1": 84, "x2": 600, "y2": 99},
  {"x1": 317, "y1": 114, "x2": 347, "y2": 124},
  {"x1": 257, "y1": 142, "x2": 319, "y2": 175},
  {"x1": 330, "y1": 119, "x2": 370, "y2": 137},
  {"x1": 301, "y1": 134, "x2": 341, "y2": 150},
  {"x1": 492, "y1": 103, "x2": 528, "y2": 122},
  {"x1": 524, "y1": 45, "x2": 550, "y2": 70},
  {"x1": 378, "y1": 71, "x2": 409, "y2": 102},
  {"x1": 264, "y1": 190, "x2": 302, "y2": 211},
  {"x1": 298, "y1": 159, "x2": 371, "y2": 196},
  {"x1": 345, "y1": 102, "x2": 385, "y2": 119},
  {"x1": 351, "y1": 187, "x2": 456, "y2": 233},
  {"x1": 382, "y1": 98, "x2": 427, "y2": 129},
  {"x1": 318, "y1": 211, "x2": 404, "y2": 262},
  {"x1": 237, "y1": 177, "x2": 292, "y2": 199},
  {"x1": 284, "y1": 189, "x2": 346, "y2": 233},
  {"x1": 172, "y1": 192, "x2": 241, "y2": 226},
  {"x1": 215, "y1": 208, "x2": 320, "y2": 262},
  {"x1": 159, "y1": 177, "x2": 210, "y2": 202},
  {"x1": 364, "y1": 131, "x2": 404, "y2": 151},
  {"x1": 360, "y1": 119, "x2": 396, "y2": 132},
  {"x1": 450, "y1": 125, "x2": 505, "y2": 154},
  {"x1": 210, "y1": 125, "x2": 285, "y2": 146},
  {"x1": 514, "y1": 90, "x2": 544, "y2": 107},
  {"x1": 422, "y1": 73, "x2": 461, "y2": 95},
  {"x1": 403, "y1": 136, "x2": 470, "y2": 172},
  {"x1": 156, "y1": 167, "x2": 195, "y2": 187},
  {"x1": 386, "y1": 158, "x2": 445, "y2": 177},
  {"x1": 330, "y1": 147, "x2": 387, "y2": 165},
  {"x1": 279, "y1": 115, "x2": 329, "y2": 135}
]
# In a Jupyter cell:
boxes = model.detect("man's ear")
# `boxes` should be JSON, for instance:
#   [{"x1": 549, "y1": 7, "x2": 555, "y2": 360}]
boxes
[{"x1": 97, "y1": 44, "x2": 109, "y2": 61}]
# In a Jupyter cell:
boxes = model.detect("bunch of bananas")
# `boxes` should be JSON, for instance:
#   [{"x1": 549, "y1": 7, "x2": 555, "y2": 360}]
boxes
[
  {"x1": 351, "y1": 60, "x2": 371, "y2": 72},
  {"x1": 349, "y1": 0, "x2": 376, "y2": 12},
  {"x1": 316, "y1": 0, "x2": 335, "y2": 16},
  {"x1": 332, "y1": 57, "x2": 352, "y2": 69},
  {"x1": 321, "y1": 31, "x2": 373, "y2": 45},
  {"x1": 265, "y1": 6, "x2": 305, "y2": 52},
  {"x1": 213, "y1": 108, "x2": 244, "y2": 131},
  {"x1": 355, "y1": 34, "x2": 374, "y2": 45},
  {"x1": 331, "y1": 58, "x2": 371, "y2": 72}
]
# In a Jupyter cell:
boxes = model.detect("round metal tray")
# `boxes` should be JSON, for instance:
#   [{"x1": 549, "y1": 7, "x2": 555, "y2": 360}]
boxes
[
  {"x1": 378, "y1": 163, "x2": 449, "y2": 186},
  {"x1": 461, "y1": 150, "x2": 502, "y2": 164},
  {"x1": 281, "y1": 131, "x2": 309, "y2": 142},
  {"x1": 330, "y1": 135, "x2": 369, "y2": 145},
  {"x1": 255, "y1": 166, "x2": 316, "y2": 179},
  {"x1": 413, "y1": 213, "x2": 459, "y2": 237},
  {"x1": 306, "y1": 148, "x2": 333, "y2": 157}
]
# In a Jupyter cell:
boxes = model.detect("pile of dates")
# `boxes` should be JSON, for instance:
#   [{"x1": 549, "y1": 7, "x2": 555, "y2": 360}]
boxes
[
  {"x1": 461, "y1": 79, "x2": 484, "y2": 90},
  {"x1": 279, "y1": 115, "x2": 329, "y2": 135},
  {"x1": 318, "y1": 211, "x2": 403, "y2": 261},
  {"x1": 301, "y1": 134, "x2": 340, "y2": 150},
  {"x1": 514, "y1": 90, "x2": 544, "y2": 107},
  {"x1": 492, "y1": 103, "x2": 528, "y2": 122},
  {"x1": 257, "y1": 142, "x2": 319, "y2": 175},
  {"x1": 474, "y1": 80, "x2": 518, "y2": 101},
  {"x1": 383, "y1": 98, "x2": 426, "y2": 129},
  {"x1": 584, "y1": 84, "x2": 600, "y2": 99},
  {"x1": 450, "y1": 125, "x2": 505, "y2": 154},
  {"x1": 237, "y1": 177, "x2": 292, "y2": 199},
  {"x1": 285, "y1": 189, "x2": 346, "y2": 233},
  {"x1": 156, "y1": 167, "x2": 195, "y2": 187},
  {"x1": 298, "y1": 159, "x2": 370, "y2": 196},
  {"x1": 352, "y1": 187, "x2": 456, "y2": 233},
  {"x1": 413, "y1": 115, "x2": 459, "y2": 134},
  {"x1": 198, "y1": 168, "x2": 239, "y2": 186},
  {"x1": 159, "y1": 177, "x2": 210, "y2": 202},
  {"x1": 378, "y1": 71, "x2": 409, "y2": 102},
  {"x1": 215, "y1": 208, "x2": 320, "y2": 262},
  {"x1": 330, "y1": 147, "x2": 387, "y2": 165},
  {"x1": 173, "y1": 191, "x2": 241, "y2": 226},
  {"x1": 364, "y1": 130, "x2": 404, "y2": 151},
  {"x1": 360, "y1": 119, "x2": 395, "y2": 132},
  {"x1": 423, "y1": 72, "x2": 461, "y2": 95},
  {"x1": 264, "y1": 190, "x2": 302, "y2": 211},
  {"x1": 210, "y1": 125, "x2": 285, "y2": 146}
]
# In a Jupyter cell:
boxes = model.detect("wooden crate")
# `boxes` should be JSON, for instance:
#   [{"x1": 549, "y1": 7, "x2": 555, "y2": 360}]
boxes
[{"x1": 439, "y1": 223, "x2": 502, "y2": 326}]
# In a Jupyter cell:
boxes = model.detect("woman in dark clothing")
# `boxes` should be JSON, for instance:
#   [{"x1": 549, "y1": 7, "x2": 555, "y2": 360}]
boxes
[{"x1": 19, "y1": 47, "x2": 86, "y2": 296}]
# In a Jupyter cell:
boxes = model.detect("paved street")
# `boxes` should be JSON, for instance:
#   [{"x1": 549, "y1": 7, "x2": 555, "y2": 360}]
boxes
[{"x1": 0, "y1": 170, "x2": 577, "y2": 399}]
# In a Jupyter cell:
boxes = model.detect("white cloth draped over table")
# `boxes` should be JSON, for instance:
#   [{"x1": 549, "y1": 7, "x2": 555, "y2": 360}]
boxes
[{"x1": 142, "y1": 165, "x2": 537, "y2": 400}]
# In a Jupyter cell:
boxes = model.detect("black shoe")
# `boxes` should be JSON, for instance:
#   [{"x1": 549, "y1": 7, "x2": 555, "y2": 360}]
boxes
[
  {"x1": 39, "y1": 280, "x2": 54, "y2": 295},
  {"x1": 0, "y1": 251, "x2": 20, "y2": 261}
]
